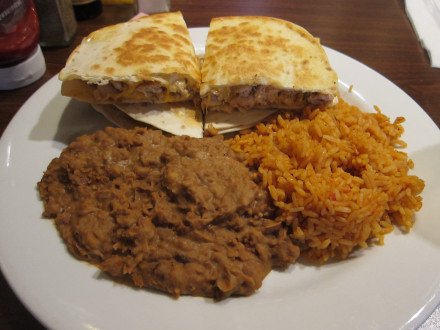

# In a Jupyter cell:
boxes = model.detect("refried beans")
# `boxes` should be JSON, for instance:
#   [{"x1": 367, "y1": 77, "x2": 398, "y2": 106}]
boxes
[{"x1": 38, "y1": 127, "x2": 299, "y2": 299}]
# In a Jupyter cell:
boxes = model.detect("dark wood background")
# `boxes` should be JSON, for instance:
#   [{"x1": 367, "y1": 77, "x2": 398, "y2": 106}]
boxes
[{"x1": 1, "y1": 0, "x2": 439, "y2": 328}]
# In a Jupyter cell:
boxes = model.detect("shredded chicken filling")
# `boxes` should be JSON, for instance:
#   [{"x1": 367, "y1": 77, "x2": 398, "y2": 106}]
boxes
[
  {"x1": 93, "y1": 78, "x2": 195, "y2": 103},
  {"x1": 201, "y1": 85, "x2": 334, "y2": 112}
]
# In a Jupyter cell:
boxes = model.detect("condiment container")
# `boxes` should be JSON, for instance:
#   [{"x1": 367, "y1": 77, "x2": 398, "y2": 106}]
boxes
[
  {"x1": 0, "y1": 0, "x2": 46, "y2": 90},
  {"x1": 72, "y1": 0, "x2": 102, "y2": 21},
  {"x1": 136, "y1": 0, "x2": 170, "y2": 14},
  {"x1": 34, "y1": 0, "x2": 77, "y2": 47}
]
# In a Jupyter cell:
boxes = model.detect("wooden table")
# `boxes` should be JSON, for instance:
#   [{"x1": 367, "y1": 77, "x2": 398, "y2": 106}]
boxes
[{"x1": 0, "y1": 1, "x2": 439, "y2": 328}]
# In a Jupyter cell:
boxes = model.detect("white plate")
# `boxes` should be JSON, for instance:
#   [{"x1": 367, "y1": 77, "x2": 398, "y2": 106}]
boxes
[{"x1": 1, "y1": 27, "x2": 439, "y2": 330}]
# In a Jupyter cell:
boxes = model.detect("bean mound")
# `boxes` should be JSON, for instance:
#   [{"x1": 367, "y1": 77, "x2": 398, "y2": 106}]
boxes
[{"x1": 38, "y1": 127, "x2": 299, "y2": 299}]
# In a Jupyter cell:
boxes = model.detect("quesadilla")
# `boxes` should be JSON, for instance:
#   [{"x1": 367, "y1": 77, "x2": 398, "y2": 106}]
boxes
[
  {"x1": 200, "y1": 16, "x2": 339, "y2": 113},
  {"x1": 92, "y1": 103, "x2": 277, "y2": 138},
  {"x1": 59, "y1": 12, "x2": 200, "y2": 105}
]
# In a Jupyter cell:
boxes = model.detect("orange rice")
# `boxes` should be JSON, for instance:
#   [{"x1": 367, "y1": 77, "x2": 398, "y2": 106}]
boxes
[{"x1": 228, "y1": 99, "x2": 425, "y2": 263}]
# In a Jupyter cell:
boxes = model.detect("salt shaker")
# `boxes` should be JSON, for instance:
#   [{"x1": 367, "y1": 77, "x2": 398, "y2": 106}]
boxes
[
  {"x1": 136, "y1": 0, "x2": 170, "y2": 14},
  {"x1": 34, "y1": 0, "x2": 77, "y2": 47}
]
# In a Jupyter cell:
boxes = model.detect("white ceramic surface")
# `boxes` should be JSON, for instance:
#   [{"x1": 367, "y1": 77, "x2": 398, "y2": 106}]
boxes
[{"x1": 0, "y1": 27, "x2": 439, "y2": 330}]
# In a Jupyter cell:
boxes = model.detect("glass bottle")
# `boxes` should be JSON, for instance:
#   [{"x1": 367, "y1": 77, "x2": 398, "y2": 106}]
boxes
[{"x1": 72, "y1": 0, "x2": 102, "y2": 21}]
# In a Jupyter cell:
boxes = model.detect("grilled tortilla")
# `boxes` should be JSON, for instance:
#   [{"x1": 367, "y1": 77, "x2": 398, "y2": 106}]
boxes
[
  {"x1": 59, "y1": 12, "x2": 200, "y2": 104},
  {"x1": 92, "y1": 102, "x2": 277, "y2": 138},
  {"x1": 200, "y1": 16, "x2": 339, "y2": 113}
]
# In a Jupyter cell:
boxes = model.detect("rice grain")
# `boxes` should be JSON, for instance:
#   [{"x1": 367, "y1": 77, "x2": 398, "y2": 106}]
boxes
[{"x1": 229, "y1": 99, "x2": 425, "y2": 263}]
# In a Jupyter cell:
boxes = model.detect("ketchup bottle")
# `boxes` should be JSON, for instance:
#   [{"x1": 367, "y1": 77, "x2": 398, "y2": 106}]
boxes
[{"x1": 0, "y1": 0, "x2": 46, "y2": 90}]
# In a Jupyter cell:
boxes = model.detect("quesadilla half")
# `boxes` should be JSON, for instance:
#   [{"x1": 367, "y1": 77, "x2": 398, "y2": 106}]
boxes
[
  {"x1": 92, "y1": 102, "x2": 277, "y2": 138},
  {"x1": 200, "y1": 16, "x2": 339, "y2": 113},
  {"x1": 59, "y1": 12, "x2": 200, "y2": 104}
]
